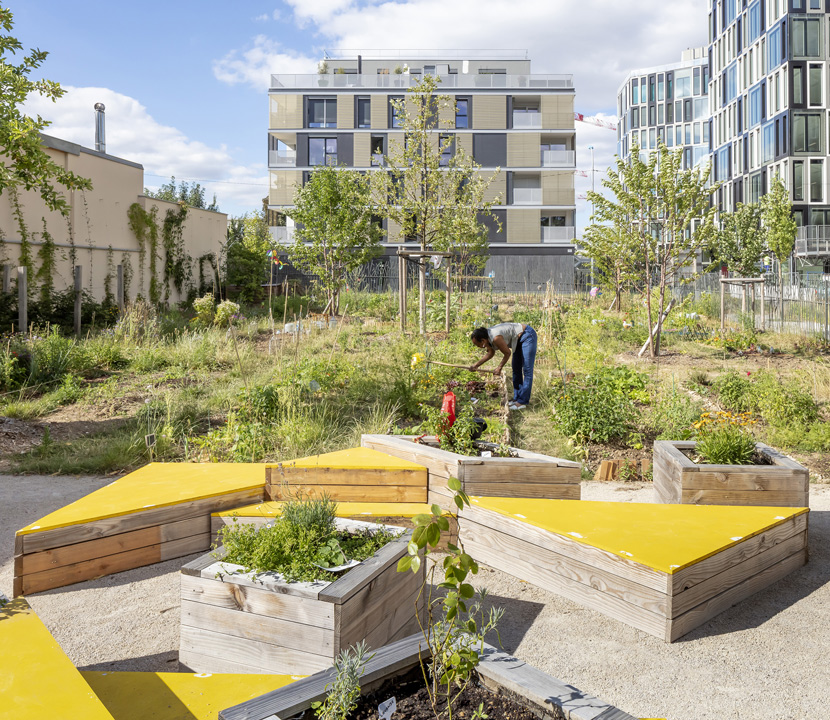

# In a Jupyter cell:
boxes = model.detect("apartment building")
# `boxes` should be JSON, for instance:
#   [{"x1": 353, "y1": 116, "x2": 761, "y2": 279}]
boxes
[
  {"x1": 616, "y1": 48, "x2": 711, "y2": 169},
  {"x1": 267, "y1": 50, "x2": 577, "y2": 286}
]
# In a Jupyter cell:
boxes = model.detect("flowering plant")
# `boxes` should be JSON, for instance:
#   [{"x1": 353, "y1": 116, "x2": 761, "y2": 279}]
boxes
[{"x1": 693, "y1": 411, "x2": 758, "y2": 465}]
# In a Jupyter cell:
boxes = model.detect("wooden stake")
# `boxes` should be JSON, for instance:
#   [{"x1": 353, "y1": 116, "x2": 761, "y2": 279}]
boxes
[
  {"x1": 17, "y1": 266, "x2": 27, "y2": 334},
  {"x1": 637, "y1": 299, "x2": 675, "y2": 358},
  {"x1": 73, "y1": 265, "x2": 82, "y2": 339}
]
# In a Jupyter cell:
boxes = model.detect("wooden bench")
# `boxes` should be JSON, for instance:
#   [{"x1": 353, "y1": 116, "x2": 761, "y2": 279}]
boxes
[
  {"x1": 265, "y1": 447, "x2": 428, "y2": 503},
  {"x1": 14, "y1": 463, "x2": 265, "y2": 596},
  {"x1": 459, "y1": 497, "x2": 808, "y2": 642}
]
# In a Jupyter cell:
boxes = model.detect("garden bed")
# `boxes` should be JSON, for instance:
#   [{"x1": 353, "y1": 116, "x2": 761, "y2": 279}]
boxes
[
  {"x1": 653, "y1": 440, "x2": 809, "y2": 507},
  {"x1": 178, "y1": 518, "x2": 424, "y2": 676},
  {"x1": 217, "y1": 632, "x2": 638, "y2": 720},
  {"x1": 361, "y1": 434, "x2": 581, "y2": 510}
]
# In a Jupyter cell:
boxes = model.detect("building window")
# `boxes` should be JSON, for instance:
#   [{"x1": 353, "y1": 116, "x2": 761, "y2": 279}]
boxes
[
  {"x1": 455, "y1": 99, "x2": 469, "y2": 128},
  {"x1": 632, "y1": 79, "x2": 639, "y2": 104},
  {"x1": 356, "y1": 97, "x2": 371, "y2": 128},
  {"x1": 657, "y1": 75, "x2": 665, "y2": 101},
  {"x1": 792, "y1": 17, "x2": 822, "y2": 58},
  {"x1": 658, "y1": 104, "x2": 664, "y2": 124},
  {"x1": 809, "y1": 65, "x2": 822, "y2": 107},
  {"x1": 809, "y1": 0, "x2": 821, "y2": 8},
  {"x1": 794, "y1": 66, "x2": 804, "y2": 105},
  {"x1": 749, "y1": 86, "x2": 762, "y2": 127},
  {"x1": 649, "y1": 105, "x2": 655, "y2": 125},
  {"x1": 793, "y1": 112, "x2": 823, "y2": 152},
  {"x1": 371, "y1": 135, "x2": 384, "y2": 166},
  {"x1": 308, "y1": 98, "x2": 337, "y2": 128},
  {"x1": 389, "y1": 96, "x2": 404, "y2": 128},
  {"x1": 666, "y1": 102, "x2": 673, "y2": 124},
  {"x1": 309, "y1": 137, "x2": 337, "y2": 165},
  {"x1": 811, "y1": 159, "x2": 824, "y2": 202},
  {"x1": 793, "y1": 161, "x2": 805, "y2": 201},
  {"x1": 649, "y1": 77, "x2": 655, "y2": 102},
  {"x1": 762, "y1": 122, "x2": 776, "y2": 163},
  {"x1": 439, "y1": 134, "x2": 454, "y2": 166},
  {"x1": 767, "y1": 26, "x2": 782, "y2": 70}
]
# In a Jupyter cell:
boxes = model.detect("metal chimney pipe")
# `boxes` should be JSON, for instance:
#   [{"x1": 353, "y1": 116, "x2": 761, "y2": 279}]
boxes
[{"x1": 94, "y1": 103, "x2": 106, "y2": 153}]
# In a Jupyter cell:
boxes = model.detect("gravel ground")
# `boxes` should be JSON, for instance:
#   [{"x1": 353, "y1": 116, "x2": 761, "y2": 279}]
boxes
[{"x1": 2, "y1": 475, "x2": 829, "y2": 719}]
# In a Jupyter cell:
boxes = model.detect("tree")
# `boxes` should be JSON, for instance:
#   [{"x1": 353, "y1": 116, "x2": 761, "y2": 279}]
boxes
[
  {"x1": 224, "y1": 211, "x2": 270, "y2": 303},
  {"x1": 0, "y1": 5, "x2": 91, "y2": 217},
  {"x1": 287, "y1": 165, "x2": 381, "y2": 314},
  {"x1": 709, "y1": 203, "x2": 766, "y2": 276},
  {"x1": 145, "y1": 176, "x2": 219, "y2": 211},
  {"x1": 373, "y1": 75, "x2": 500, "y2": 334},
  {"x1": 580, "y1": 223, "x2": 641, "y2": 311},
  {"x1": 761, "y1": 176, "x2": 796, "y2": 310},
  {"x1": 587, "y1": 141, "x2": 718, "y2": 357}
]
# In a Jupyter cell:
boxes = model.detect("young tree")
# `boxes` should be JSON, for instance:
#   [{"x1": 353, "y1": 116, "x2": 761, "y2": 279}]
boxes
[
  {"x1": 287, "y1": 165, "x2": 382, "y2": 314},
  {"x1": 709, "y1": 203, "x2": 766, "y2": 276},
  {"x1": 587, "y1": 141, "x2": 718, "y2": 357},
  {"x1": 224, "y1": 211, "x2": 270, "y2": 304},
  {"x1": 0, "y1": 5, "x2": 91, "y2": 216},
  {"x1": 145, "y1": 176, "x2": 220, "y2": 211},
  {"x1": 761, "y1": 176, "x2": 797, "y2": 305},
  {"x1": 580, "y1": 223, "x2": 641, "y2": 310},
  {"x1": 374, "y1": 75, "x2": 501, "y2": 334}
]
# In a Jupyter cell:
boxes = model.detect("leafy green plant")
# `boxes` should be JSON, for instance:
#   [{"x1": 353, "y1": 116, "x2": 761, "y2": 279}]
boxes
[
  {"x1": 419, "y1": 401, "x2": 479, "y2": 456},
  {"x1": 311, "y1": 641, "x2": 374, "y2": 720},
  {"x1": 398, "y1": 480, "x2": 503, "y2": 720},
  {"x1": 192, "y1": 293, "x2": 215, "y2": 327},
  {"x1": 551, "y1": 372, "x2": 633, "y2": 445},
  {"x1": 694, "y1": 411, "x2": 757, "y2": 465},
  {"x1": 214, "y1": 299, "x2": 240, "y2": 327},
  {"x1": 649, "y1": 387, "x2": 703, "y2": 440}
]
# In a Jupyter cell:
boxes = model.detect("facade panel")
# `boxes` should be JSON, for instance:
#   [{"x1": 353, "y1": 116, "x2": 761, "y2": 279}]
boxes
[
  {"x1": 507, "y1": 208, "x2": 540, "y2": 243},
  {"x1": 353, "y1": 133, "x2": 371, "y2": 167},
  {"x1": 270, "y1": 94, "x2": 303, "y2": 129},
  {"x1": 370, "y1": 95, "x2": 387, "y2": 129},
  {"x1": 473, "y1": 96, "x2": 507, "y2": 129},
  {"x1": 541, "y1": 95, "x2": 575, "y2": 128},
  {"x1": 507, "y1": 133, "x2": 541, "y2": 167},
  {"x1": 270, "y1": 170, "x2": 301, "y2": 204},
  {"x1": 542, "y1": 170, "x2": 574, "y2": 205},
  {"x1": 337, "y1": 94, "x2": 354, "y2": 129}
]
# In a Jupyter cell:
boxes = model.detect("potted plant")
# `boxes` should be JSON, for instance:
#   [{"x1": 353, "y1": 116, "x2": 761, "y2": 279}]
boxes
[
  {"x1": 653, "y1": 411, "x2": 809, "y2": 506},
  {"x1": 179, "y1": 495, "x2": 424, "y2": 675}
]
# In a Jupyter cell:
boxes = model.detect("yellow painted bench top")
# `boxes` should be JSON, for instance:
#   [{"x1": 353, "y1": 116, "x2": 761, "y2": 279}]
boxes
[
  {"x1": 82, "y1": 671, "x2": 301, "y2": 720},
  {"x1": 17, "y1": 463, "x2": 265, "y2": 536},
  {"x1": 0, "y1": 598, "x2": 114, "y2": 720},
  {"x1": 270, "y1": 447, "x2": 426, "y2": 471},
  {"x1": 470, "y1": 497, "x2": 808, "y2": 574},
  {"x1": 215, "y1": 500, "x2": 434, "y2": 518}
]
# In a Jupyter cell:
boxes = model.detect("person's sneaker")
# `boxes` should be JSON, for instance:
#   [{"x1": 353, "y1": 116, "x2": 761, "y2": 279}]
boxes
[{"x1": 510, "y1": 403, "x2": 527, "y2": 411}]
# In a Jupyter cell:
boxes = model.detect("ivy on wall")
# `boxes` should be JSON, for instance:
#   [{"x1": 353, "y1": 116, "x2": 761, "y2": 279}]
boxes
[
  {"x1": 9, "y1": 187, "x2": 33, "y2": 292},
  {"x1": 104, "y1": 245, "x2": 115, "y2": 306},
  {"x1": 198, "y1": 252, "x2": 218, "y2": 295},
  {"x1": 161, "y1": 203, "x2": 191, "y2": 303},
  {"x1": 35, "y1": 219, "x2": 57, "y2": 308},
  {"x1": 121, "y1": 252, "x2": 133, "y2": 300},
  {"x1": 127, "y1": 202, "x2": 159, "y2": 304}
]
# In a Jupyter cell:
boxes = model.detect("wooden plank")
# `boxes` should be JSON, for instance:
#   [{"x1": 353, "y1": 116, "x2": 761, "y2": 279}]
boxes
[
  {"x1": 273, "y1": 467, "x2": 426, "y2": 486},
  {"x1": 181, "y1": 545, "x2": 227, "y2": 577},
  {"x1": 219, "y1": 632, "x2": 426, "y2": 720},
  {"x1": 181, "y1": 573, "x2": 335, "y2": 629},
  {"x1": 160, "y1": 532, "x2": 211, "y2": 561},
  {"x1": 22, "y1": 488, "x2": 264, "y2": 553},
  {"x1": 269, "y1": 484, "x2": 426, "y2": 503},
  {"x1": 671, "y1": 513, "x2": 807, "y2": 593},
  {"x1": 681, "y1": 488, "x2": 809, "y2": 507},
  {"x1": 160, "y1": 515, "x2": 211, "y2": 542},
  {"x1": 352, "y1": 582, "x2": 424, "y2": 652},
  {"x1": 460, "y1": 520, "x2": 669, "y2": 615},
  {"x1": 178, "y1": 649, "x2": 278, "y2": 675},
  {"x1": 670, "y1": 532, "x2": 807, "y2": 617},
  {"x1": 361, "y1": 435, "x2": 459, "y2": 478},
  {"x1": 319, "y1": 533, "x2": 410, "y2": 604},
  {"x1": 462, "y1": 483, "x2": 581, "y2": 500},
  {"x1": 460, "y1": 505, "x2": 669, "y2": 593},
  {"x1": 654, "y1": 440, "x2": 698, "y2": 471},
  {"x1": 200, "y1": 561, "x2": 326, "y2": 601},
  {"x1": 180, "y1": 598, "x2": 334, "y2": 656},
  {"x1": 179, "y1": 625, "x2": 334, "y2": 676},
  {"x1": 22, "y1": 543, "x2": 162, "y2": 595},
  {"x1": 336, "y1": 559, "x2": 424, "y2": 648},
  {"x1": 460, "y1": 465, "x2": 580, "y2": 484},
  {"x1": 462, "y1": 536, "x2": 668, "y2": 639},
  {"x1": 684, "y1": 471, "x2": 808, "y2": 491},
  {"x1": 667, "y1": 547, "x2": 808, "y2": 641},
  {"x1": 13, "y1": 533, "x2": 23, "y2": 596}
]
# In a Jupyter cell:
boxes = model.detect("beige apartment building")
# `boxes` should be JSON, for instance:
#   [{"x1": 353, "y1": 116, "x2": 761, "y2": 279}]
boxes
[
  {"x1": 0, "y1": 133, "x2": 227, "y2": 304},
  {"x1": 268, "y1": 51, "x2": 577, "y2": 287}
]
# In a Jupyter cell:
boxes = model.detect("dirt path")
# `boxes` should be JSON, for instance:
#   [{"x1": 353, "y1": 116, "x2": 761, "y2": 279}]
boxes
[{"x1": 2, "y1": 475, "x2": 829, "y2": 718}]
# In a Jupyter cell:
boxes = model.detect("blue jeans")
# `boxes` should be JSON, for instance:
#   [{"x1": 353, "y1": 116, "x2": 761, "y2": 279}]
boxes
[{"x1": 511, "y1": 326, "x2": 537, "y2": 405}]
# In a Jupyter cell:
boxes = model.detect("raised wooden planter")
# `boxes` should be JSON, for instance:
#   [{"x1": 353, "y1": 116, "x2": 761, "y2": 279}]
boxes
[
  {"x1": 361, "y1": 434, "x2": 581, "y2": 510},
  {"x1": 218, "y1": 632, "x2": 638, "y2": 720},
  {"x1": 653, "y1": 440, "x2": 809, "y2": 507},
  {"x1": 178, "y1": 519, "x2": 424, "y2": 676}
]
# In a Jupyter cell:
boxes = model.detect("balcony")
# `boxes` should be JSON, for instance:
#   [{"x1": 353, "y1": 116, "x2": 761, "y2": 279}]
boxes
[
  {"x1": 512, "y1": 112, "x2": 541, "y2": 128},
  {"x1": 269, "y1": 150, "x2": 296, "y2": 167},
  {"x1": 541, "y1": 150, "x2": 575, "y2": 167},
  {"x1": 270, "y1": 73, "x2": 573, "y2": 90},
  {"x1": 270, "y1": 227, "x2": 295, "y2": 244},
  {"x1": 371, "y1": 153, "x2": 386, "y2": 167},
  {"x1": 513, "y1": 188, "x2": 542, "y2": 204},
  {"x1": 796, "y1": 226, "x2": 830, "y2": 257},
  {"x1": 542, "y1": 226, "x2": 575, "y2": 243}
]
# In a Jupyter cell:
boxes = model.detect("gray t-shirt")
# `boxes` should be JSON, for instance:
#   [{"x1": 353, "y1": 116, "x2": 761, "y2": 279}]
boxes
[{"x1": 488, "y1": 322, "x2": 524, "y2": 353}]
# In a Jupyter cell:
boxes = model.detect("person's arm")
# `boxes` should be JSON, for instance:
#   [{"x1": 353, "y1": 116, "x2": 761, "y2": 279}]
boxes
[
  {"x1": 490, "y1": 335, "x2": 512, "y2": 374},
  {"x1": 468, "y1": 345, "x2": 495, "y2": 372}
]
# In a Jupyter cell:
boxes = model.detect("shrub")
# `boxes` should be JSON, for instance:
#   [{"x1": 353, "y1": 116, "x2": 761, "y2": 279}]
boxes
[
  {"x1": 551, "y1": 372, "x2": 633, "y2": 444},
  {"x1": 649, "y1": 387, "x2": 704, "y2": 440},
  {"x1": 192, "y1": 293, "x2": 215, "y2": 327},
  {"x1": 693, "y1": 411, "x2": 757, "y2": 465},
  {"x1": 215, "y1": 299, "x2": 241, "y2": 327}
]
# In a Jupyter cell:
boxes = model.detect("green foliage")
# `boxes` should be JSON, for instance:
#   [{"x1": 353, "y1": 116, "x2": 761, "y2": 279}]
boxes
[
  {"x1": 0, "y1": 7, "x2": 92, "y2": 215},
  {"x1": 51, "y1": 373, "x2": 84, "y2": 405},
  {"x1": 35, "y1": 219, "x2": 58, "y2": 308},
  {"x1": 192, "y1": 293, "x2": 215, "y2": 327},
  {"x1": 761, "y1": 176, "x2": 797, "y2": 290},
  {"x1": 709, "y1": 203, "x2": 765, "y2": 276},
  {"x1": 144, "y1": 176, "x2": 219, "y2": 211},
  {"x1": 312, "y1": 642, "x2": 373, "y2": 720},
  {"x1": 287, "y1": 165, "x2": 382, "y2": 314},
  {"x1": 161, "y1": 204, "x2": 191, "y2": 302},
  {"x1": 218, "y1": 495, "x2": 395, "y2": 583},
  {"x1": 713, "y1": 370, "x2": 819, "y2": 428},
  {"x1": 127, "y1": 203, "x2": 160, "y2": 303},
  {"x1": 224, "y1": 212, "x2": 271, "y2": 304},
  {"x1": 695, "y1": 416, "x2": 757, "y2": 465},
  {"x1": 649, "y1": 386, "x2": 704, "y2": 440},
  {"x1": 214, "y1": 299, "x2": 240, "y2": 327},
  {"x1": 419, "y1": 401, "x2": 479, "y2": 456}
]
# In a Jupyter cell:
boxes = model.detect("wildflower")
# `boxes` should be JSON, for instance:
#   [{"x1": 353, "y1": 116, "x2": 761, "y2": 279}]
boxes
[{"x1": 411, "y1": 353, "x2": 424, "y2": 369}]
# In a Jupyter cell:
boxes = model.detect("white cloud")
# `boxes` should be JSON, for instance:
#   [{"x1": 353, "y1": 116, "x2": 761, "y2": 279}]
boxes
[
  {"x1": 254, "y1": 13, "x2": 270, "y2": 22},
  {"x1": 213, "y1": 35, "x2": 316, "y2": 90},
  {"x1": 24, "y1": 86, "x2": 266, "y2": 214},
  {"x1": 284, "y1": 0, "x2": 354, "y2": 27}
]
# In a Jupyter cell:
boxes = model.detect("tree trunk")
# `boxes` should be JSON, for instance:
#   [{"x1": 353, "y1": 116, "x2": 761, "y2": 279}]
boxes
[{"x1": 419, "y1": 258, "x2": 427, "y2": 335}]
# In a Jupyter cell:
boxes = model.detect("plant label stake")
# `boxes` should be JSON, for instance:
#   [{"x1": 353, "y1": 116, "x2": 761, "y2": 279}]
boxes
[
  {"x1": 378, "y1": 696, "x2": 396, "y2": 720},
  {"x1": 145, "y1": 433, "x2": 156, "y2": 448}
]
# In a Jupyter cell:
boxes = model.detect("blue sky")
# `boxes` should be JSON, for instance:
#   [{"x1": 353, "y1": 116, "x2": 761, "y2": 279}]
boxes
[{"x1": 17, "y1": 0, "x2": 709, "y2": 226}]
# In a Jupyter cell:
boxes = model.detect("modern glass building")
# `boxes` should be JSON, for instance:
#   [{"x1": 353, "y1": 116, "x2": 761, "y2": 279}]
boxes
[
  {"x1": 267, "y1": 51, "x2": 579, "y2": 285},
  {"x1": 616, "y1": 48, "x2": 711, "y2": 168}
]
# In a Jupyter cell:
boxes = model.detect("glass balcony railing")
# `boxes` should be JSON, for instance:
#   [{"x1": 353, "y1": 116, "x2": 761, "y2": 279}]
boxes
[
  {"x1": 541, "y1": 150, "x2": 575, "y2": 167},
  {"x1": 512, "y1": 112, "x2": 541, "y2": 128},
  {"x1": 269, "y1": 150, "x2": 296, "y2": 167},
  {"x1": 270, "y1": 227, "x2": 295, "y2": 243},
  {"x1": 371, "y1": 153, "x2": 386, "y2": 167},
  {"x1": 270, "y1": 73, "x2": 573, "y2": 90},
  {"x1": 513, "y1": 188, "x2": 542, "y2": 204},
  {"x1": 542, "y1": 226, "x2": 575, "y2": 243}
]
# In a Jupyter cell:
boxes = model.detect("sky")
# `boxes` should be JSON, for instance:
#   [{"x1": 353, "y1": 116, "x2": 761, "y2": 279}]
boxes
[{"x1": 16, "y1": 0, "x2": 709, "y2": 231}]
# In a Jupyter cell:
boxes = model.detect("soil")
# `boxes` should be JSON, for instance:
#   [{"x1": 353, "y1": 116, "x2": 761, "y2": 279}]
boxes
[{"x1": 351, "y1": 667, "x2": 542, "y2": 720}]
